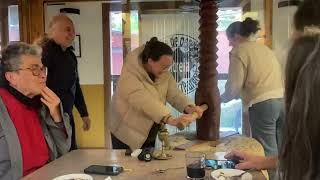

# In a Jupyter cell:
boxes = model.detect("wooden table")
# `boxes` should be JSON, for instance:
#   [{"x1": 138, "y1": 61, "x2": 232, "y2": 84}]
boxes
[
  {"x1": 171, "y1": 134, "x2": 269, "y2": 179},
  {"x1": 23, "y1": 148, "x2": 266, "y2": 180}
]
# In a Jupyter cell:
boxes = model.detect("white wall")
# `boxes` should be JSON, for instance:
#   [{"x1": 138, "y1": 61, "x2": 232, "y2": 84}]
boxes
[
  {"x1": 45, "y1": 2, "x2": 105, "y2": 85},
  {"x1": 140, "y1": 13, "x2": 199, "y2": 45},
  {"x1": 272, "y1": 0, "x2": 298, "y2": 73}
]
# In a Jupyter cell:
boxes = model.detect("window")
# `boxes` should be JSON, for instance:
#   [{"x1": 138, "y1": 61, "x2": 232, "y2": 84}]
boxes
[
  {"x1": 110, "y1": 11, "x2": 139, "y2": 95},
  {"x1": 217, "y1": 8, "x2": 243, "y2": 133},
  {"x1": 0, "y1": 2, "x2": 20, "y2": 54}
]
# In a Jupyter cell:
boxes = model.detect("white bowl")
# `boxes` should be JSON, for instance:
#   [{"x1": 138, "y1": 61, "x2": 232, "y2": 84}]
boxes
[
  {"x1": 211, "y1": 169, "x2": 252, "y2": 180},
  {"x1": 52, "y1": 173, "x2": 93, "y2": 180}
]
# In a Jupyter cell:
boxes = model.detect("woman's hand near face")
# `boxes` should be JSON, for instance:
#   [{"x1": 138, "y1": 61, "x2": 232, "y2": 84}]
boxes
[{"x1": 40, "y1": 86, "x2": 62, "y2": 123}]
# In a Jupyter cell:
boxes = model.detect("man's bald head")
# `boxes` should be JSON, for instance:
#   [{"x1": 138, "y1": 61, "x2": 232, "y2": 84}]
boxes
[{"x1": 48, "y1": 14, "x2": 75, "y2": 49}]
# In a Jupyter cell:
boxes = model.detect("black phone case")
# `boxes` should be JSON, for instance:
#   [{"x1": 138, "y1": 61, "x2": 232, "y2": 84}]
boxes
[{"x1": 84, "y1": 165, "x2": 122, "y2": 176}]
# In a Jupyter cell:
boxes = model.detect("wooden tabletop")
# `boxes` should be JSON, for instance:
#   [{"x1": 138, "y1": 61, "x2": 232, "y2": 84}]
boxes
[{"x1": 23, "y1": 148, "x2": 267, "y2": 180}]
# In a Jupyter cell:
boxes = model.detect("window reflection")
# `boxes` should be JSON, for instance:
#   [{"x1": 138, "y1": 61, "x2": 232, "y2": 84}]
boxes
[{"x1": 8, "y1": 5, "x2": 20, "y2": 42}]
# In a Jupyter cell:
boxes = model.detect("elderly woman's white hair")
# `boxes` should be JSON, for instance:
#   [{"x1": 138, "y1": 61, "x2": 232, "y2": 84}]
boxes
[{"x1": 1, "y1": 42, "x2": 42, "y2": 73}]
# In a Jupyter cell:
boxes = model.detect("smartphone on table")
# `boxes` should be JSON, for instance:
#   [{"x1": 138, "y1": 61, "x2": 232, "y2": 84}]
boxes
[
  {"x1": 84, "y1": 165, "x2": 123, "y2": 176},
  {"x1": 205, "y1": 159, "x2": 237, "y2": 169}
]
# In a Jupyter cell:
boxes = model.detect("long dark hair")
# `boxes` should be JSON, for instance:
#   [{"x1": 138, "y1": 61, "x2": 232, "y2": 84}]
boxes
[
  {"x1": 279, "y1": 34, "x2": 320, "y2": 180},
  {"x1": 294, "y1": 0, "x2": 320, "y2": 32},
  {"x1": 140, "y1": 37, "x2": 173, "y2": 64},
  {"x1": 226, "y1": 17, "x2": 260, "y2": 39}
]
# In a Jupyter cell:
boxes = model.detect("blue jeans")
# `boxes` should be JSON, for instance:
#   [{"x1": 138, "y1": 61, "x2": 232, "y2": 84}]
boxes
[{"x1": 249, "y1": 98, "x2": 284, "y2": 157}]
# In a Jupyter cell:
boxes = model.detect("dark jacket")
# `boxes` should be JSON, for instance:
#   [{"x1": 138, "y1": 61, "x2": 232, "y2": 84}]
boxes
[{"x1": 41, "y1": 39, "x2": 88, "y2": 117}]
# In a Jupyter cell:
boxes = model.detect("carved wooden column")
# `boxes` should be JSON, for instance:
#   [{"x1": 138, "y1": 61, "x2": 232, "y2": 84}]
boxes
[{"x1": 196, "y1": 0, "x2": 220, "y2": 140}]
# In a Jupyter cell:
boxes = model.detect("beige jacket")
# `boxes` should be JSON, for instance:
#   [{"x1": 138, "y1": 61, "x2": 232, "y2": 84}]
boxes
[
  {"x1": 222, "y1": 41, "x2": 284, "y2": 109},
  {"x1": 110, "y1": 46, "x2": 193, "y2": 149}
]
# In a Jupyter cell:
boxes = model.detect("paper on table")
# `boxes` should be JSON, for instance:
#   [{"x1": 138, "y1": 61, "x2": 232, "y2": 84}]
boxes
[{"x1": 105, "y1": 176, "x2": 112, "y2": 180}]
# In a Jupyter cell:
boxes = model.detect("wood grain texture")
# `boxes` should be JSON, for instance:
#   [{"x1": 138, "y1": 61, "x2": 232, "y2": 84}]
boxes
[
  {"x1": 102, "y1": 3, "x2": 112, "y2": 149},
  {"x1": 196, "y1": 0, "x2": 220, "y2": 141}
]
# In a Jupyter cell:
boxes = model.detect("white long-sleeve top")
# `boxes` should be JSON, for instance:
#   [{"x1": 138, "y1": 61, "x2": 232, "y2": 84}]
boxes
[{"x1": 221, "y1": 41, "x2": 284, "y2": 109}]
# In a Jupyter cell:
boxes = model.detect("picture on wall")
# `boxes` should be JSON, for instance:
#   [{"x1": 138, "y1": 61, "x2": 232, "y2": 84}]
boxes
[{"x1": 72, "y1": 35, "x2": 81, "y2": 57}]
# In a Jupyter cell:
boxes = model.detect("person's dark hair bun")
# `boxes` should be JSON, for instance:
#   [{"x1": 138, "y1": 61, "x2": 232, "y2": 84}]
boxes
[
  {"x1": 140, "y1": 37, "x2": 173, "y2": 64},
  {"x1": 226, "y1": 18, "x2": 261, "y2": 39},
  {"x1": 148, "y1": 37, "x2": 158, "y2": 44},
  {"x1": 241, "y1": 17, "x2": 260, "y2": 37},
  {"x1": 144, "y1": 37, "x2": 158, "y2": 53}
]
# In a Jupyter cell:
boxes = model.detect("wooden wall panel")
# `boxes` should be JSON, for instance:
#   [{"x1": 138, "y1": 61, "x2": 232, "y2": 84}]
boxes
[
  {"x1": 19, "y1": 0, "x2": 44, "y2": 43},
  {"x1": 0, "y1": 7, "x2": 9, "y2": 47},
  {"x1": 30, "y1": 0, "x2": 44, "y2": 42},
  {"x1": 19, "y1": 0, "x2": 30, "y2": 42},
  {"x1": 102, "y1": 3, "x2": 112, "y2": 149}
]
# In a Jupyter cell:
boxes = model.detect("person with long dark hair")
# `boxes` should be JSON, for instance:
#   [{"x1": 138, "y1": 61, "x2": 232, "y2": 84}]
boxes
[
  {"x1": 222, "y1": 17, "x2": 284, "y2": 157},
  {"x1": 110, "y1": 37, "x2": 205, "y2": 150},
  {"x1": 280, "y1": 29, "x2": 320, "y2": 180}
]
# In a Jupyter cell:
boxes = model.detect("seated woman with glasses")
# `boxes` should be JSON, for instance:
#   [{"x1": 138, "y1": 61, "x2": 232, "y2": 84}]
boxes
[
  {"x1": 0, "y1": 42, "x2": 71, "y2": 179},
  {"x1": 15, "y1": 64, "x2": 47, "y2": 76}
]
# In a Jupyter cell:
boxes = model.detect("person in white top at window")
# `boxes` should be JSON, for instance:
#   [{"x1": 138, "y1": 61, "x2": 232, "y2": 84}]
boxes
[
  {"x1": 221, "y1": 17, "x2": 284, "y2": 158},
  {"x1": 225, "y1": 1, "x2": 320, "y2": 180}
]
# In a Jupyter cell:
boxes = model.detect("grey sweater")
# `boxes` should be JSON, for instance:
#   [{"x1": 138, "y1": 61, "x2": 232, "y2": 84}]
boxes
[{"x1": 0, "y1": 97, "x2": 71, "y2": 180}]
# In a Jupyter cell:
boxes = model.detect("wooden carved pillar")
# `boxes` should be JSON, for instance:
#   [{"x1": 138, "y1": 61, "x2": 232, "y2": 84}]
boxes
[{"x1": 196, "y1": 0, "x2": 220, "y2": 140}]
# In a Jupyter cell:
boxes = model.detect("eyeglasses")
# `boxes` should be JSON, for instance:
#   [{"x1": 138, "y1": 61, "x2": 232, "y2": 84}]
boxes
[{"x1": 15, "y1": 65, "x2": 47, "y2": 76}]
